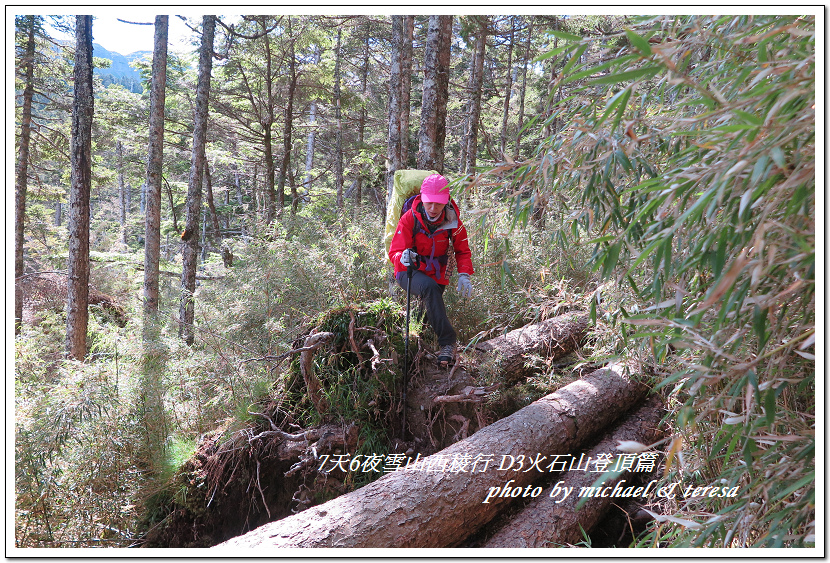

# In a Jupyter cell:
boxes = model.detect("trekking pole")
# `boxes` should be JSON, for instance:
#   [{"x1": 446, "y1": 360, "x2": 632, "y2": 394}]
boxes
[{"x1": 401, "y1": 253, "x2": 418, "y2": 440}]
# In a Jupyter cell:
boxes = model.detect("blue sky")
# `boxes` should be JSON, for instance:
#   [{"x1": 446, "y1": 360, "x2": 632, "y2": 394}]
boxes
[{"x1": 42, "y1": 13, "x2": 206, "y2": 56}]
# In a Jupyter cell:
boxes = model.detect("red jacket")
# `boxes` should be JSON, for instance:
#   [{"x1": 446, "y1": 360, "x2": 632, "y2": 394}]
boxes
[{"x1": 389, "y1": 195, "x2": 474, "y2": 285}]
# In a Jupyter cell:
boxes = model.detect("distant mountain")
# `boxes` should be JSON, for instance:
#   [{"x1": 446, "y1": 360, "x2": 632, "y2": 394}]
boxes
[{"x1": 93, "y1": 44, "x2": 147, "y2": 93}]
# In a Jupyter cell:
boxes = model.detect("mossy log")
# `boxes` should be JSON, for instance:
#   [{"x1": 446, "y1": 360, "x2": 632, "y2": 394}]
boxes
[
  {"x1": 483, "y1": 395, "x2": 665, "y2": 548},
  {"x1": 475, "y1": 312, "x2": 589, "y2": 384},
  {"x1": 213, "y1": 363, "x2": 648, "y2": 549}
]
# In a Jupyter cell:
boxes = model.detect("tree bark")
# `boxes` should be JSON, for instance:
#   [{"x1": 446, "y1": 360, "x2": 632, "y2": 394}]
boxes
[
  {"x1": 334, "y1": 27, "x2": 344, "y2": 211},
  {"x1": 434, "y1": 15, "x2": 452, "y2": 174},
  {"x1": 261, "y1": 18, "x2": 278, "y2": 218},
  {"x1": 179, "y1": 15, "x2": 214, "y2": 346},
  {"x1": 515, "y1": 18, "x2": 531, "y2": 160},
  {"x1": 484, "y1": 396, "x2": 665, "y2": 548},
  {"x1": 355, "y1": 20, "x2": 370, "y2": 204},
  {"x1": 475, "y1": 311, "x2": 589, "y2": 384},
  {"x1": 204, "y1": 163, "x2": 221, "y2": 243},
  {"x1": 417, "y1": 14, "x2": 451, "y2": 172},
  {"x1": 500, "y1": 17, "x2": 515, "y2": 159},
  {"x1": 214, "y1": 363, "x2": 649, "y2": 549},
  {"x1": 464, "y1": 18, "x2": 487, "y2": 175},
  {"x1": 15, "y1": 15, "x2": 38, "y2": 333},
  {"x1": 117, "y1": 140, "x2": 127, "y2": 244},
  {"x1": 304, "y1": 46, "x2": 321, "y2": 198},
  {"x1": 65, "y1": 15, "x2": 94, "y2": 360},
  {"x1": 399, "y1": 16, "x2": 414, "y2": 166},
  {"x1": 385, "y1": 15, "x2": 403, "y2": 205},
  {"x1": 279, "y1": 16, "x2": 297, "y2": 215}
]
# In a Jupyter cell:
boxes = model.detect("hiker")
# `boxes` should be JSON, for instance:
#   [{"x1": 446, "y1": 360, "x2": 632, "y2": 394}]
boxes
[{"x1": 388, "y1": 173, "x2": 474, "y2": 365}]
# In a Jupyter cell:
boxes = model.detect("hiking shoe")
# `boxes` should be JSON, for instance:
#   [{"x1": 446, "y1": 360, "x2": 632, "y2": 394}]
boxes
[{"x1": 437, "y1": 344, "x2": 455, "y2": 365}]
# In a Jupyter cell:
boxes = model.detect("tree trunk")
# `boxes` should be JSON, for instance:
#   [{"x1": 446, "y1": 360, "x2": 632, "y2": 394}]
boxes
[
  {"x1": 334, "y1": 27, "x2": 344, "y2": 211},
  {"x1": 355, "y1": 20, "x2": 370, "y2": 205},
  {"x1": 385, "y1": 15, "x2": 403, "y2": 205},
  {"x1": 475, "y1": 311, "x2": 589, "y2": 384},
  {"x1": 204, "y1": 163, "x2": 221, "y2": 243},
  {"x1": 144, "y1": 16, "x2": 168, "y2": 324},
  {"x1": 261, "y1": 18, "x2": 278, "y2": 219},
  {"x1": 66, "y1": 15, "x2": 94, "y2": 360},
  {"x1": 215, "y1": 363, "x2": 649, "y2": 549},
  {"x1": 484, "y1": 396, "x2": 665, "y2": 548},
  {"x1": 303, "y1": 100, "x2": 316, "y2": 190},
  {"x1": 399, "y1": 16, "x2": 414, "y2": 166},
  {"x1": 179, "y1": 15, "x2": 214, "y2": 346},
  {"x1": 515, "y1": 18, "x2": 531, "y2": 160},
  {"x1": 304, "y1": 46, "x2": 321, "y2": 198},
  {"x1": 417, "y1": 15, "x2": 447, "y2": 172},
  {"x1": 15, "y1": 15, "x2": 37, "y2": 333},
  {"x1": 434, "y1": 15, "x2": 452, "y2": 174},
  {"x1": 117, "y1": 140, "x2": 127, "y2": 244},
  {"x1": 279, "y1": 17, "x2": 297, "y2": 215},
  {"x1": 464, "y1": 18, "x2": 487, "y2": 175},
  {"x1": 166, "y1": 176, "x2": 179, "y2": 234},
  {"x1": 500, "y1": 17, "x2": 515, "y2": 159}
]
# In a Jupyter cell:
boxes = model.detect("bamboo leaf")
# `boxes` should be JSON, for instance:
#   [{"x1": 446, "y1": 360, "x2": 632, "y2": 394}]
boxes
[
  {"x1": 562, "y1": 43, "x2": 588, "y2": 75},
  {"x1": 548, "y1": 29, "x2": 583, "y2": 42},
  {"x1": 589, "y1": 66, "x2": 662, "y2": 85},
  {"x1": 625, "y1": 29, "x2": 653, "y2": 56}
]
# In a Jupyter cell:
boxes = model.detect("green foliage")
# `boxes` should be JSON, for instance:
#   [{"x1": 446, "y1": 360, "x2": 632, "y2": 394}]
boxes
[{"x1": 511, "y1": 14, "x2": 815, "y2": 547}]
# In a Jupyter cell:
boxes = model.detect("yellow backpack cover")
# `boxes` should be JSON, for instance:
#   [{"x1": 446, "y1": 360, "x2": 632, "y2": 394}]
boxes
[{"x1": 383, "y1": 169, "x2": 437, "y2": 258}]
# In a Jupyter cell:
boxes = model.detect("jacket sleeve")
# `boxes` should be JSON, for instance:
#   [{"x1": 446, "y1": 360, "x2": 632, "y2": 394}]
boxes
[
  {"x1": 388, "y1": 211, "x2": 415, "y2": 270},
  {"x1": 452, "y1": 218, "x2": 475, "y2": 276}
]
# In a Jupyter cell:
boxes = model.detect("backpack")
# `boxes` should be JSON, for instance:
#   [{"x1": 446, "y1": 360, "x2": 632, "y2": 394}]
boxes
[{"x1": 383, "y1": 169, "x2": 437, "y2": 256}]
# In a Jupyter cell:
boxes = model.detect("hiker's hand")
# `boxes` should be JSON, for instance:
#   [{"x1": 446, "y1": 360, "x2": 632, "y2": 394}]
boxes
[
  {"x1": 401, "y1": 249, "x2": 418, "y2": 268},
  {"x1": 457, "y1": 273, "x2": 472, "y2": 298}
]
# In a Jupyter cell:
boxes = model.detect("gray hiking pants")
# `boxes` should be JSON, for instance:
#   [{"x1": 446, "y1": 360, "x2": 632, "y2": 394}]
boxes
[{"x1": 396, "y1": 270, "x2": 457, "y2": 347}]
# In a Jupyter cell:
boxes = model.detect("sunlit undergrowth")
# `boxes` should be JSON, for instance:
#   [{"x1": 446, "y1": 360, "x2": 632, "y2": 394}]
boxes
[{"x1": 15, "y1": 195, "x2": 573, "y2": 546}]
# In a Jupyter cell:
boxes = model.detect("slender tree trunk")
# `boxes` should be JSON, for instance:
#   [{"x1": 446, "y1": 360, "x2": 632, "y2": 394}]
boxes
[
  {"x1": 385, "y1": 15, "x2": 403, "y2": 204},
  {"x1": 144, "y1": 16, "x2": 168, "y2": 322},
  {"x1": 355, "y1": 20, "x2": 370, "y2": 205},
  {"x1": 204, "y1": 163, "x2": 221, "y2": 242},
  {"x1": 500, "y1": 17, "x2": 514, "y2": 159},
  {"x1": 334, "y1": 27, "x2": 344, "y2": 211},
  {"x1": 279, "y1": 17, "x2": 297, "y2": 215},
  {"x1": 304, "y1": 100, "x2": 316, "y2": 189},
  {"x1": 434, "y1": 15, "x2": 452, "y2": 174},
  {"x1": 166, "y1": 177, "x2": 178, "y2": 233},
  {"x1": 261, "y1": 18, "x2": 278, "y2": 219},
  {"x1": 54, "y1": 201, "x2": 62, "y2": 226},
  {"x1": 66, "y1": 15, "x2": 94, "y2": 360},
  {"x1": 117, "y1": 140, "x2": 127, "y2": 244},
  {"x1": 399, "y1": 15, "x2": 414, "y2": 166},
  {"x1": 179, "y1": 15, "x2": 214, "y2": 346},
  {"x1": 464, "y1": 19, "x2": 487, "y2": 175},
  {"x1": 264, "y1": 124, "x2": 275, "y2": 220},
  {"x1": 304, "y1": 47, "x2": 321, "y2": 197},
  {"x1": 15, "y1": 15, "x2": 37, "y2": 333},
  {"x1": 515, "y1": 19, "x2": 531, "y2": 160}
]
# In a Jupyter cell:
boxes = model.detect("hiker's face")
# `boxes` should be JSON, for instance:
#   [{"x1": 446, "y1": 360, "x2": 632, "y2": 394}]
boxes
[{"x1": 423, "y1": 201, "x2": 446, "y2": 218}]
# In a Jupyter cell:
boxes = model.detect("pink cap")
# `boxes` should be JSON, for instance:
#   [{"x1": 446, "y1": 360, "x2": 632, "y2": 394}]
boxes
[{"x1": 420, "y1": 174, "x2": 450, "y2": 204}]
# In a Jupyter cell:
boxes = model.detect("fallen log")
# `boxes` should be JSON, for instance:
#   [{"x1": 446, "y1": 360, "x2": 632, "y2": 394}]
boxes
[
  {"x1": 475, "y1": 312, "x2": 589, "y2": 384},
  {"x1": 213, "y1": 363, "x2": 648, "y2": 549},
  {"x1": 483, "y1": 395, "x2": 665, "y2": 548}
]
